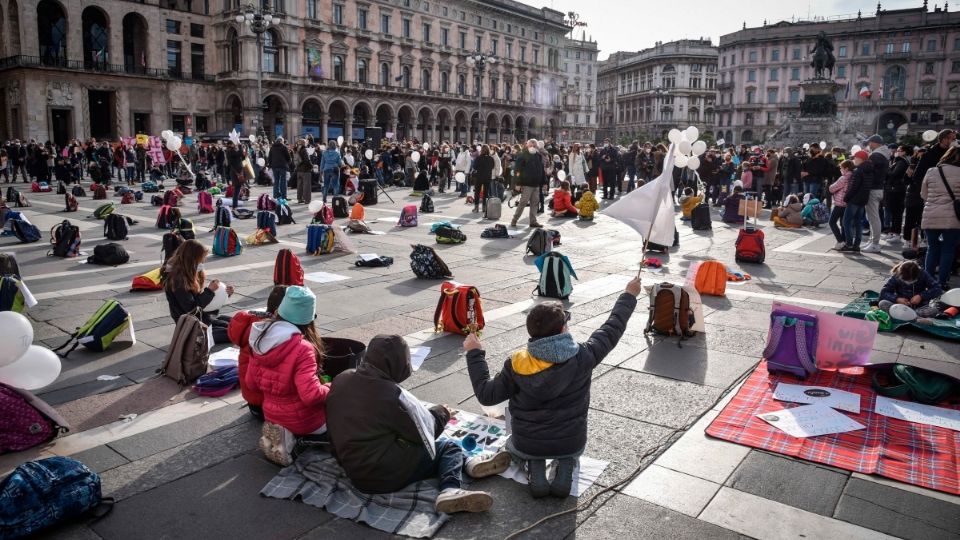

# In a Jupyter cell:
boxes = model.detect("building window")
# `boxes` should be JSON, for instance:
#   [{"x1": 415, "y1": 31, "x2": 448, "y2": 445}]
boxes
[
  {"x1": 767, "y1": 112, "x2": 775, "y2": 125},
  {"x1": 166, "y1": 40, "x2": 182, "y2": 76},
  {"x1": 195, "y1": 116, "x2": 208, "y2": 133},
  {"x1": 792, "y1": 48, "x2": 800, "y2": 60},
  {"x1": 748, "y1": 50, "x2": 757, "y2": 62},
  {"x1": 441, "y1": 28, "x2": 449, "y2": 46},
  {"x1": 459, "y1": 31, "x2": 466, "y2": 49},
  {"x1": 440, "y1": 71, "x2": 449, "y2": 92},
  {"x1": 837, "y1": 65, "x2": 846, "y2": 78},
  {"x1": 491, "y1": 38, "x2": 498, "y2": 56},
  {"x1": 190, "y1": 23, "x2": 204, "y2": 38},
  {"x1": 421, "y1": 68, "x2": 431, "y2": 90},
  {"x1": 332, "y1": 55, "x2": 344, "y2": 81},
  {"x1": 357, "y1": 59, "x2": 367, "y2": 83},
  {"x1": 474, "y1": 75, "x2": 481, "y2": 97},
  {"x1": 790, "y1": 67, "x2": 800, "y2": 80},
  {"x1": 837, "y1": 45, "x2": 847, "y2": 57},
  {"x1": 458, "y1": 74, "x2": 466, "y2": 95},
  {"x1": 766, "y1": 89, "x2": 777, "y2": 103},
  {"x1": 533, "y1": 48, "x2": 539, "y2": 64},
  {"x1": 902, "y1": 42, "x2": 910, "y2": 53},
  {"x1": 505, "y1": 81, "x2": 512, "y2": 100},
  {"x1": 506, "y1": 42, "x2": 512, "y2": 59},
  {"x1": 747, "y1": 69, "x2": 756, "y2": 82},
  {"x1": 948, "y1": 83, "x2": 960, "y2": 100},
  {"x1": 771, "y1": 49, "x2": 780, "y2": 61},
  {"x1": 172, "y1": 114, "x2": 186, "y2": 133},
  {"x1": 519, "y1": 82, "x2": 525, "y2": 101},
  {"x1": 860, "y1": 65, "x2": 869, "y2": 77},
  {"x1": 746, "y1": 90, "x2": 754, "y2": 104},
  {"x1": 952, "y1": 60, "x2": 960, "y2": 73},
  {"x1": 955, "y1": 38, "x2": 960, "y2": 51},
  {"x1": 358, "y1": 8, "x2": 367, "y2": 29},
  {"x1": 475, "y1": 36, "x2": 482, "y2": 51},
  {"x1": 927, "y1": 39, "x2": 936, "y2": 52},
  {"x1": 920, "y1": 82, "x2": 935, "y2": 99},
  {"x1": 166, "y1": 19, "x2": 180, "y2": 34},
  {"x1": 402, "y1": 66, "x2": 411, "y2": 88},
  {"x1": 490, "y1": 78, "x2": 497, "y2": 99},
  {"x1": 263, "y1": 30, "x2": 279, "y2": 73},
  {"x1": 769, "y1": 68, "x2": 779, "y2": 81},
  {"x1": 422, "y1": 23, "x2": 431, "y2": 42},
  {"x1": 381, "y1": 14, "x2": 390, "y2": 35},
  {"x1": 307, "y1": 0, "x2": 317, "y2": 19},
  {"x1": 924, "y1": 62, "x2": 935, "y2": 75},
  {"x1": 789, "y1": 88, "x2": 800, "y2": 103},
  {"x1": 520, "y1": 46, "x2": 526, "y2": 62},
  {"x1": 379, "y1": 62, "x2": 390, "y2": 85},
  {"x1": 191, "y1": 43, "x2": 204, "y2": 78},
  {"x1": 333, "y1": 4, "x2": 343, "y2": 25},
  {"x1": 402, "y1": 18, "x2": 411, "y2": 38},
  {"x1": 862, "y1": 43, "x2": 871, "y2": 55}
]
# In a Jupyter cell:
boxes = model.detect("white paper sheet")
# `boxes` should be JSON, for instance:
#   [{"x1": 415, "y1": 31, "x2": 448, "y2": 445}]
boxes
[
  {"x1": 758, "y1": 404, "x2": 865, "y2": 438},
  {"x1": 773, "y1": 383, "x2": 861, "y2": 414},
  {"x1": 409, "y1": 346, "x2": 431, "y2": 371},
  {"x1": 499, "y1": 457, "x2": 609, "y2": 498},
  {"x1": 358, "y1": 253, "x2": 380, "y2": 262},
  {"x1": 304, "y1": 271, "x2": 350, "y2": 284},
  {"x1": 208, "y1": 347, "x2": 241, "y2": 369},
  {"x1": 874, "y1": 396, "x2": 960, "y2": 432}
]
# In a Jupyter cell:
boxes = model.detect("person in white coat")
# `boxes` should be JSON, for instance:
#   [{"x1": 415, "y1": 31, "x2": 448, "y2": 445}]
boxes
[{"x1": 568, "y1": 143, "x2": 588, "y2": 189}]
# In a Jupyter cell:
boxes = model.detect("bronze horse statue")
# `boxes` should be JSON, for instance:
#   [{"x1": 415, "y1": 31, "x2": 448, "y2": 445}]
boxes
[{"x1": 809, "y1": 32, "x2": 836, "y2": 79}]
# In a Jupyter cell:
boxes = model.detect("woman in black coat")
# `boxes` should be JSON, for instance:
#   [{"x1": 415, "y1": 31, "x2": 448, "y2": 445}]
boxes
[{"x1": 472, "y1": 144, "x2": 495, "y2": 213}]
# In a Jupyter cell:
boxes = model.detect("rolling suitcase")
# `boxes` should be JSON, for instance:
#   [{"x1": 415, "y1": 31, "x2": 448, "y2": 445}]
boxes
[
  {"x1": 485, "y1": 197, "x2": 502, "y2": 221},
  {"x1": 735, "y1": 194, "x2": 765, "y2": 263}
]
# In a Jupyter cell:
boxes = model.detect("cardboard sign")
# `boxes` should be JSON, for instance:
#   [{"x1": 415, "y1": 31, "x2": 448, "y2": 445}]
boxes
[
  {"x1": 738, "y1": 198, "x2": 760, "y2": 218},
  {"x1": 146, "y1": 136, "x2": 166, "y2": 165},
  {"x1": 770, "y1": 302, "x2": 877, "y2": 370},
  {"x1": 136, "y1": 134, "x2": 149, "y2": 146}
]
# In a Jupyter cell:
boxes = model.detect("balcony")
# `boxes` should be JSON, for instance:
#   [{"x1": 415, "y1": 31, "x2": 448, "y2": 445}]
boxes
[
  {"x1": 911, "y1": 98, "x2": 939, "y2": 107},
  {"x1": 0, "y1": 55, "x2": 214, "y2": 82},
  {"x1": 717, "y1": 81, "x2": 734, "y2": 90},
  {"x1": 880, "y1": 51, "x2": 911, "y2": 62}
]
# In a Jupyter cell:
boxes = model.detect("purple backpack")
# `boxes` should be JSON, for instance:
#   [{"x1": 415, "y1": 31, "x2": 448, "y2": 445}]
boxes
[
  {"x1": 763, "y1": 309, "x2": 819, "y2": 379},
  {"x1": 0, "y1": 383, "x2": 69, "y2": 454}
]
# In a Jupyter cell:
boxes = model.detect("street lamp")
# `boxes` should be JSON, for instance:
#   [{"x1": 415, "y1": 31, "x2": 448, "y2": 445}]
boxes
[
  {"x1": 466, "y1": 53, "x2": 496, "y2": 143},
  {"x1": 236, "y1": 3, "x2": 274, "y2": 138}
]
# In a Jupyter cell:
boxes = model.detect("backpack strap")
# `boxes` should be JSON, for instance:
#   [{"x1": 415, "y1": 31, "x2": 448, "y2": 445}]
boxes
[
  {"x1": 793, "y1": 320, "x2": 817, "y2": 374},
  {"x1": 762, "y1": 316, "x2": 786, "y2": 360}
]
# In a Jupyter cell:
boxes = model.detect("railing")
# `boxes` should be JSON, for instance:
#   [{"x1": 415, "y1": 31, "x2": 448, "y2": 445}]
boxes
[
  {"x1": 0, "y1": 55, "x2": 214, "y2": 82},
  {"x1": 880, "y1": 52, "x2": 911, "y2": 61}
]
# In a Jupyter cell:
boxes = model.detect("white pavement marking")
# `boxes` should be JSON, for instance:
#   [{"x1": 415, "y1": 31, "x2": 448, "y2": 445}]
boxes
[
  {"x1": 773, "y1": 230, "x2": 846, "y2": 258},
  {"x1": 651, "y1": 278, "x2": 847, "y2": 309},
  {"x1": 698, "y1": 487, "x2": 897, "y2": 540}
]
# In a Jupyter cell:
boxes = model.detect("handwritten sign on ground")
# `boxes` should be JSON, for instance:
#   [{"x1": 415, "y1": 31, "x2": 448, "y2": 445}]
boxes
[
  {"x1": 442, "y1": 410, "x2": 509, "y2": 454},
  {"x1": 771, "y1": 302, "x2": 877, "y2": 369}
]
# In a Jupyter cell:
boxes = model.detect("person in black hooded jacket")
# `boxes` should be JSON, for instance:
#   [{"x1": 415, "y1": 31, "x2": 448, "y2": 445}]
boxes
[{"x1": 465, "y1": 277, "x2": 641, "y2": 498}]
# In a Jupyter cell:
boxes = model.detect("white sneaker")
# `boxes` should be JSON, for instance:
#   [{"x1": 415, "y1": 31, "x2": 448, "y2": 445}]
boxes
[
  {"x1": 886, "y1": 235, "x2": 903, "y2": 244},
  {"x1": 862, "y1": 243, "x2": 881, "y2": 253},
  {"x1": 435, "y1": 488, "x2": 493, "y2": 514},
  {"x1": 834, "y1": 241, "x2": 846, "y2": 250},
  {"x1": 259, "y1": 421, "x2": 295, "y2": 466},
  {"x1": 464, "y1": 449, "x2": 513, "y2": 479}
]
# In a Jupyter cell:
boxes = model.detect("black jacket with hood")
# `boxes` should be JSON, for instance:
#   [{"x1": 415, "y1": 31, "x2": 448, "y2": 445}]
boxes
[
  {"x1": 326, "y1": 335, "x2": 449, "y2": 494},
  {"x1": 466, "y1": 293, "x2": 636, "y2": 458}
]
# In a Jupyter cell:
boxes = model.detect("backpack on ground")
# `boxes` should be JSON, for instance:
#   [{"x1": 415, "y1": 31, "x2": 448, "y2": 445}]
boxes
[
  {"x1": 64, "y1": 193, "x2": 78, "y2": 212},
  {"x1": 399, "y1": 204, "x2": 418, "y2": 227},
  {"x1": 0, "y1": 383, "x2": 68, "y2": 454},
  {"x1": 213, "y1": 205, "x2": 232, "y2": 229},
  {"x1": 232, "y1": 208, "x2": 254, "y2": 220},
  {"x1": 175, "y1": 218, "x2": 195, "y2": 240},
  {"x1": 871, "y1": 364, "x2": 960, "y2": 405},
  {"x1": 163, "y1": 189, "x2": 180, "y2": 207},
  {"x1": 93, "y1": 184, "x2": 107, "y2": 200},
  {"x1": 151, "y1": 194, "x2": 163, "y2": 206},
  {"x1": 526, "y1": 228, "x2": 552, "y2": 256},
  {"x1": 160, "y1": 313, "x2": 209, "y2": 386},
  {"x1": 87, "y1": 243, "x2": 129, "y2": 266},
  {"x1": 56, "y1": 181, "x2": 67, "y2": 195},
  {"x1": 53, "y1": 299, "x2": 131, "y2": 357},
  {"x1": 155, "y1": 205, "x2": 178, "y2": 229},
  {"x1": 0, "y1": 276, "x2": 27, "y2": 312},
  {"x1": 691, "y1": 201, "x2": 712, "y2": 231},
  {"x1": 346, "y1": 219, "x2": 372, "y2": 234},
  {"x1": 273, "y1": 249, "x2": 304, "y2": 286},
  {"x1": 433, "y1": 281, "x2": 485, "y2": 334},
  {"x1": 312, "y1": 204, "x2": 334, "y2": 225},
  {"x1": 535, "y1": 252, "x2": 577, "y2": 299},
  {"x1": 332, "y1": 196, "x2": 349, "y2": 218},
  {"x1": 410, "y1": 244, "x2": 452, "y2": 279},
  {"x1": 0, "y1": 457, "x2": 113, "y2": 538},
  {"x1": 130, "y1": 268, "x2": 163, "y2": 292},
  {"x1": 134, "y1": 191, "x2": 143, "y2": 203},
  {"x1": 350, "y1": 203, "x2": 365, "y2": 221},
  {"x1": 485, "y1": 197, "x2": 502, "y2": 221},
  {"x1": 276, "y1": 201, "x2": 295, "y2": 225},
  {"x1": 212, "y1": 226, "x2": 242, "y2": 257},
  {"x1": 37, "y1": 182, "x2": 51, "y2": 193},
  {"x1": 481, "y1": 224, "x2": 510, "y2": 239},
  {"x1": 421, "y1": 193, "x2": 435, "y2": 213},
  {"x1": 811, "y1": 202, "x2": 830, "y2": 225},
  {"x1": 197, "y1": 190, "x2": 214, "y2": 213},
  {"x1": 142, "y1": 181, "x2": 159, "y2": 193},
  {"x1": 120, "y1": 192, "x2": 134, "y2": 205},
  {"x1": 92, "y1": 203, "x2": 115, "y2": 220},
  {"x1": 0, "y1": 253, "x2": 21, "y2": 277},
  {"x1": 644, "y1": 283, "x2": 695, "y2": 339},
  {"x1": 71, "y1": 185, "x2": 86, "y2": 198},
  {"x1": 693, "y1": 260, "x2": 727, "y2": 296},
  {"x1": 735, "y1": 220, "x2": 765, "y2": 264},
  {"x1": 161, "y1": 232, "x2": 183, "y2": 264},
  {"x1": 48, "y1": 220, "x2": 81, "y2": 258},
  {"x1": 11, "y1": 219, "x2": 41, "y2": 244},
  {"x1": 306, "y1": 224, "x2": 337, "y2": 255},
  {"x1": 435, "y1": 224, "x2": 466, "y2": 244},
  {"x1": 104, "y1": 214, "x2": 134, "y2": 241},
  {"x1": 762, "y1": 308, "x2": 819, "y2": 379},
  {"x1": 6, "y1": 186, "x2": 28, "y2": 207},
  {"x1": 355, "y1": 256, "x2": 394, "y2": 268},
  {"x1": 257, "y1": 193, "x2": 276, "y2": 212},
  {"x1": 256, "y1": 210, "x2": 278, "y2": 237},
  {"x1": 192, "y1": 366, "x2": 239, "y2": 397}
]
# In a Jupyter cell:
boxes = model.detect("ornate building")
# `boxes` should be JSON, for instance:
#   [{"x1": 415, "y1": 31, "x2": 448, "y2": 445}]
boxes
[
  {"x1": 597, "y1": 39, "x2": 718, "y2": 144},
  {"x1": 559, "y1": 34, "x2": 598, "y2": 144},
  {"x1": 0, "y1": 0, "x2": 569, "y2": 145},
  {"x1": 717, "y1": 3, "x2": 960, "y2": 146}
]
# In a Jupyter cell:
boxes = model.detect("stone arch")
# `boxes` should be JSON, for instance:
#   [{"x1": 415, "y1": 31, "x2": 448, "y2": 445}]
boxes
[
  {"x1": 436, "y1": 108, "x2": 453, "y2": 142},
  {"x1": 352, "y1": 100, "x2": 372, "y2": 134},
  {"x1": 375, "y1": 103, "x2": 393, "y2": 134},
  {"x1": 741, "y1": 129, "x2": 754, "y2": 144},
  {"x1": 515, "y1": 115, "x2": 526, "y2": 141},
  {"x1": 397, "y1": 105, "x2": 415, "y2": 141},
  {"x1": 37, "y1": 0, "x2": 68, "y2": 65},
  {"x1": 416, "y1": 106, "x2": 433, "y2": 142},
  {"x1": 485, "y1": 113, "x2": 498, "y2": 143},
  {"x1": 224, "y1": 94, "x2": 243, "y2": 132},
  {"x1": 527, "y1": 117, "x2": 539, "y2": 139},
  {"x1": 262, "y1": 94, "x2": 286, "y2": 139},
  {"x1": 877, "y1": 111, "x2": 908, "y2": 143},
  {"x1": 122, "y1": 13, "x2": 148, "y2": 73},
  {"x1": 547, "y1": 118, "x2": 557, "y2": 140},
  {"x1": 327, "y1": 99, "x2": 349, "y2": 142},
  {"x1": 469, "y1": 112, "x2": 480, "y2": 143},
  {"x1": 301, "y1": 98, "x2": 323, "y2": 139},
  {"x1": 453, "y1": 110, "x2": 469, "y2": 143},
  {"x1": 81, "y1": 5, "x2": 109, "y2": 69},
  {"x1": 500, "y1": 114, "x2": 513, "y2": 143}
]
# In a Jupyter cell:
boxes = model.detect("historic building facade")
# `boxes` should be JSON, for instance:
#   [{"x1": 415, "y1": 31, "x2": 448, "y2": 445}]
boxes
[
  {"x1": 596, "y1": 39, "x2": 718, "y2": 144},
  {"x1": 559, "y1": 35, "x2": 598, "y2": 144},
  {"x1": 717, "y1": 3, "x2": 960, "y2": 146},
  {"x1": 0, "y1": 0, "x2": 569, "y2": 145}
]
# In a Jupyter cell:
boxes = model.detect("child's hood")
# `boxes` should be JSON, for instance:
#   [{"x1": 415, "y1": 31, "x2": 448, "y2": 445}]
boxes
[
  {"x1": 249, "y1": 320, "x2": 301, "y2": 358},
  {"x1": 357, "y1": 334, "x2": 411, "y2": 384}
]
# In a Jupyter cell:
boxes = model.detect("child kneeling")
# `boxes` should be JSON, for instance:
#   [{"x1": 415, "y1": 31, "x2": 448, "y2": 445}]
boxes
[
  {"x1": 575, "y1": 190, "x2": 599, "y2": 221},
  {"x1": 465, "y1": 277, "x2": 642, "y2": 498},
  {"x1": 879, "y1": 260, "x2": 943, "y2": 318}
]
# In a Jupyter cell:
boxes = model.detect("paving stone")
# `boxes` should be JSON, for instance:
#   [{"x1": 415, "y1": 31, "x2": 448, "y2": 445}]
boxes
[
  {"x1": 37, "y1": 377, "x2": 136, "y2": 407},
  {"x1": 653, "y1": 410, "x2": 751, "y2": 484},
  {"x1": 834, "y1": 477, "x2": 960, "y2": 540},
  {"x1": 404, "y1": 371, "x2": 478, "y2": 407},
  {"x1": 620, "y1": 343, "x2": 758, "y2": 389},
  {"x1": 725, "y1": 451, "x2": 849, "y2": 517},
  {"x1": 590, "y1": 368, "x2": 723, "y2": 429},
  {"x1": 622, "y1": 464, "x2": 722, "y2": 517},
  {"x1": 575, "y1": 493, "x2": 741, "y2": 540},
  {"x1": 106, "y1": 404, "x2": 252, "y2": 462},
  {"x1": 68, "y1": 445, "x2": 130, "y2": 474},
  {"x1": 584, "y1": 409, "x2": 675, "y2": 487},
  {"x1": 92, "y1": 454, "x2": 332, "y2": 540},
  {"x1": 35, "y1": 524, "x2": 104, "y2": 540}
]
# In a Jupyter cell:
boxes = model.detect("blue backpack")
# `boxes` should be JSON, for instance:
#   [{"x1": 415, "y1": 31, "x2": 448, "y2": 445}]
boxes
[
  {"x1": 11, "y1": 219, "x2": 41, "y2": 243},
  {"x1": 306, "y1": 224, "x2": 336, "y2": 255},
  {"x1": 0, "y1": 457, "x2": 113, "y2": 538},
  {"x1": 256, "y1": 210, "x2": 277, "y2": 238}
]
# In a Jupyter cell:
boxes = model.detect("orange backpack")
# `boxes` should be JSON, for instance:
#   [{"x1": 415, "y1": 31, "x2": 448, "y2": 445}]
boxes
[
  {"x1": 350, "y1": 203, "x2": 365, "y2": 221},
  {"x1": 694, "y1": 260, "x2": 727, "y2": 296}
]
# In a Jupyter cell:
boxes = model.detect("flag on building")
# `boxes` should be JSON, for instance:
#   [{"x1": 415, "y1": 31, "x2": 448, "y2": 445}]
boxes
[
  {"x1": 603, "y1": 144, "x2": 677, "y2": 247},
  {"x1": 845, "y1": 81, "x2": 850, "y2": 100},
  {"x1": 878, "y1": 81, "x2": 884, "y2": 100},
  {"x1": 858, "y1": 85, "x2": 871, "y2": 99}
]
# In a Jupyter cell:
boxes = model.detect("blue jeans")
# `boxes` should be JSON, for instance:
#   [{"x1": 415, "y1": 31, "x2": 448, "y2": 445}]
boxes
[
  {"x1": 125, "y1": 166, "x2": 135, "y2": 183},
  {"x1": 924, "y1": 228, "x2": 960, "y2": 287},
  {"x1": 804, "y1": 180, "x2": 821, "y2": 199},
  {"x1": 272, "y1": 168, "x2": 288, "y2": 199},
  {"x1": 405, "y1": 438, "x2": 464, "y2": 492},
  {"x1": 843, "y1": 203, "x2": 865, "y2": 248},
  {"x1": 322, "y1": 169, "x2": 340, "y2": 202},
  {"x1": 828, "y1": 205, "x2": 845, "y2": 243}
]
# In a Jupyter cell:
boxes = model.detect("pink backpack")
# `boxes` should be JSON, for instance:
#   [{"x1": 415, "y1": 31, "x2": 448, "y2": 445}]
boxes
[
  {"x1": 0, "y1": 383, "x2": 69, "y2": 454},
  {"x1": 399, "y1": 204, "x2": 418, "y2": 227},
  {"x1": 257, "y1": 193, "x2": 276, "y2": 212},
  {"x1": 197, "y1": 190, "x2": 214, "y2": 214}
]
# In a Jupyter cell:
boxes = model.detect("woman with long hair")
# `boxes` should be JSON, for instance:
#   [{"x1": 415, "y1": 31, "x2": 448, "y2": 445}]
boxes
[{"x1": 162, "y1": 239, "x2": 234, "y2": 343}]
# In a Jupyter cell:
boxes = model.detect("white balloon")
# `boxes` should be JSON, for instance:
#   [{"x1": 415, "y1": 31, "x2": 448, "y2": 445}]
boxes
[
  {"x1": 308, "y1": 200, "x2": 324, "y2": 214},
  {"x1": 685, "y1": 126, "x2": 699, "y2": 141},
  {"x1": 306, "y1": 147, "x2": 315, "y2": 156},
  {"x1": 166, "y1": 138, "x2": 180, "y2": 152},
  {"x1": 337, "y1": 135, "x2": 344, "y2": 146},
  {"x1": 889, "y1": 304, "x2": 918, "y2": 322},
  {"x1": 803, "y1": 143, "x2": 811, "y2": 150},
  {"x1": 423, "y1": 143, "x2": 430, "y2": 151},
  {"x1": 668, "y1": 129, "x2": 682, "y2": 144},
  {"x1": 204, "y1": 285, "x2": 228, "y2": 312},
  {"x1": 557, "y1": 170, "x2": 567, "y2": 182},
  {"x1": 346, "y1": 155, "x2": 355, "y2": 166},
  {"x1": 455, "y1": 171, "x2": 466, "y2": 183},
  {"x1": 851, "y1": 145, "x2": 862, "y2": 154},
  {"x1": 0, "y1": 346, "x2": 61, "y2": 390},
  {"x1": 256, "y1": 157, "x2": 266, "y2": 167},
  {"x1": 365, "y1": 149, "x2": 374, "y2": 160},
  {"x1": 537, "y1": 140, "x2": 545, "y2": 149},
  {"x1": 411, "y1": 151, "x2": 421, "y2": 162},
  {"x1": 678, "y1": 140, "x2": 692, "y2": 155},
  {"x1": 692, "y1": 140, "x2": 707, "y2": 156},
  {"x1": 248, "y1": 134, "x2": 257, "y2": 144},
  {"x1": 922, "y1": 130, "x2": 938, "y2": 143},
  {"x1": 0, "y1": 312, "x2": 33, "y2": 367},
  {"x1": 940, "y1": 288, "x2": 960, "y2": 307},
  {"x1": 675, "y1": 155, "x2": 689, "y2": 168},
  {"x1": 819, "y1": 141, "x2": 827, "y2": 149},
  {"x1": 161, "y1": 129, "x2": 172, "y2": 138},
  {"x1": 686, "y1": 156, "x2": 701, "y2": 170}
]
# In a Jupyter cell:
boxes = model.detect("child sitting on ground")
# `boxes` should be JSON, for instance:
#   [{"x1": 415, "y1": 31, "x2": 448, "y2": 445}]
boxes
[
  {"x1": 879, "y1": 260, "x2": 943, "y2": 318},
  {"x1": 228, "y1": 285, "x2": 287, "y2": 421},
  {"x1": 679, "y1": 187, "x2": 703, "y2": 221},
  {"x1": 800, "y1": 196, "x2": 822, "y2": 226},
  {"x1": 551, "y1": 181, "x2": 579, "y2": 218},
  {"x1": 327, "y1": 335, "x2": 508, "y2": 513},
  {"x1": 464, "y1": 277, "x2": 642, "y2": 498},
  {"x1": 721, "y1": 185, "x2": 745, "y2": 223},
  {"x1": 574, "y1": 189, "x2": 599, "y2": 221},
  {"x1": 772, "y1": 194, "x2": 804, "y2": 228}
]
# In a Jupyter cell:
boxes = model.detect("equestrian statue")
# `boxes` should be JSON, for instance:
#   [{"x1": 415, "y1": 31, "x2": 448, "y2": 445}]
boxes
[{"x1": 809, "y1": 32, "x2": 836, "y2": 79}]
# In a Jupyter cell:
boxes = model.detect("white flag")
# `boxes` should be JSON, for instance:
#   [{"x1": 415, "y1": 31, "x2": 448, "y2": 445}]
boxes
[{"x1": 604, "y1": 144, "x2": 677, "y2": 247}]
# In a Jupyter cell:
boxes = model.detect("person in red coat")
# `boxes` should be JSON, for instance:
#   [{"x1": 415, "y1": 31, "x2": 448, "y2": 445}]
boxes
[
  {"x1": 551, "y1": 181, "x2": 579, "y2": 218},
  {"x1": 227, "y1": 285, "x2": 287, "y2": 421}
]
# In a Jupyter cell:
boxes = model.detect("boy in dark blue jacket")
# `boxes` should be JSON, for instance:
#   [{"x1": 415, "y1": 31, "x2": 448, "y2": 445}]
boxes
[
  {"x1": 879, "y1": 260, "x2": 943, "y2": 318},
  {"x1": 464, "y1": 277, "x2": 641, "y2": 498}
]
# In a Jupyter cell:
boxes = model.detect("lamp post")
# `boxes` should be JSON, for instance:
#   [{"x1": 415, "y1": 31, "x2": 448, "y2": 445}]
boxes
[
  {"x1": 652, "y1": 86, "x2": 669, "y2": 135},
  {"x1": 236, "y1": 4, "x2": 274, "y2": 139},
  {"x1": 466, "y1": 53, "x2": 496, "y2": 143}
]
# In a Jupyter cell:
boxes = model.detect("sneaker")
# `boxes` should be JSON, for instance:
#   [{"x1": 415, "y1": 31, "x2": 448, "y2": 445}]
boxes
[
  {"x1": 838, "y1": 245, "x2": 857, "y2": 253},
  {"x1": 434, "y1": 488, "x2": 493, "y2": 514},
  {"x1": 465, "y1": 449, "x2": 512, "y2": 479},
  {"x1": 259, "y1": 421, "x2": 295, "y2": 467},
  {"x1": 549, "y1": 458, "x2": 577, "y2": 498},
  {"x1": 527, "y1": 459, "x2": 550, "y2": 499},
  {"x1": 886, "y1": 235, "x2": 903, "y2": 244},
  {"x1": 530, "y1": 223, "x2": 543, "y2": 228},
  {"x1": 833, "y1": 241, "x2": 846, "y2": 250},
  {"x1": 862, "y1": 243, "x2": 881, "y2": 253}
]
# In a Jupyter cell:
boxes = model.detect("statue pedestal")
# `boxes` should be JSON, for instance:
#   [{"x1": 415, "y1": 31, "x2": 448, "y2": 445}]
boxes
[
  {"x1": 764, "y1": 78, "x2": 862, "y2": 150},
  {"x1": 799, "y1": 79, "x2": 840, "y2": 118}
]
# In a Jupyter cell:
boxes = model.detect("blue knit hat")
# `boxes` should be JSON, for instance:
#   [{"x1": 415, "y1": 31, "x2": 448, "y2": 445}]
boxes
[{"x1": 277, "y1": 286, "x2": 316, "y2": 326}]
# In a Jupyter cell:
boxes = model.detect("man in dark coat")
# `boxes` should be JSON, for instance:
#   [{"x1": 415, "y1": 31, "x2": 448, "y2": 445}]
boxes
[
  {"x1": 267, "y1": 137, "x2": 291, "y2": 199},
  {"x1": 840, "y1": 150, "x2": 874, "y2": 252},
  {"x1": 598, "y1": 138, "x2": 620, "y2": 200}
]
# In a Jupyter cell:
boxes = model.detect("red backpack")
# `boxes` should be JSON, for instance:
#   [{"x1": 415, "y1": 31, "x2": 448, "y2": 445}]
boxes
[
  {"x1": 30, "y1": 182, "x2": 41, "y2": 193},
  {"x1": 163, "y1": 190, "x2": 180, "y2": 207},
  {"x1": 197, "y1": 190, "x2": 214, "y2": 213},
  {"x1": 313, "y1": 204, "x2": 334, "y2": 225},
  {"x1": 0, "y1": 383, "x2": 68, "y2": 453},
  {"x1": 120, "y1": 192, "x2": 134, "y2": 204},
  {"x1": 257, "y1": 193, "x2": 276, "y2": 211},
  {"x1": 735, "y1": 227, "x2": 765, "y2": 264},
  {"x1": 156, "y1": 205, "x2": 179, "y2": 229},
  {"x1": 92, "y1": 184, "x2": 107, "y2": 200},
  {"x1": 433, "y1": 281, "x2": 485, "y2": 335},
  {"x1": 273, "y1": 249, "x2": 304, "y2": 286}
]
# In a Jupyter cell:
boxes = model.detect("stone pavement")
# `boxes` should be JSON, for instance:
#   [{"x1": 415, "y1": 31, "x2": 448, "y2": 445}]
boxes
[{"x1": 1, "y1": 181, "x2": 958, "y2": 540}]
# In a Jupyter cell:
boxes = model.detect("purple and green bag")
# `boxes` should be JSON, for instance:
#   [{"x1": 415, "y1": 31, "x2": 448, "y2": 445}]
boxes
[{"x1": 763, "y1": 309, "x2": 819, "y2": 379}]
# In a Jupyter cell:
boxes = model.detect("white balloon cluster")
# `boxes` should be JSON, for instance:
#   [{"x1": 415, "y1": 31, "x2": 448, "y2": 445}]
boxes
[
  {"x1": 0, "y1": 312, "x2": 61, "y2": 391},
  {"x1": 667, "y1": 126, "x2": 707, "y2": 171},
  {"x1": 161, "y1": 129, "x2": 183, "y2": 152}
]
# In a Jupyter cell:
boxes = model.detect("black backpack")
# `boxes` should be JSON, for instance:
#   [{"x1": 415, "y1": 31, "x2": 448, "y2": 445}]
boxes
[
  {"x1": 420, "y1": 193, "x2": 435, "y2": 213},
  {"x1": 87, "y1": 243, "x2": 129, "y2": 266},
  {"x1": 104, "y1": 214, "x2": 133, "y2": 241},
  {"x1": 276, "y1": 202, "x2": 295, "y2": 225},
  {"x1": 213, "y1": 205, "x2": 232, "y2": 229},
  {"x1": 71, "y1": 185, "x2": 86, "y2": 197},
  {"x1": 162, "y1": 232, "x2": 183, "y2": 264},
  {"x1": 0, "y1": 253, "x2": 21, "y2": 277},
  {"x1": 691, "y1": 202, "x2": 712, "y2": 231},
  {"x1": 409, "y1": 244, "x2": 452, "y2": 279},
  {"x1": 481, "y1": 224, "x2": 510, "y2": 238},
  {"x1": 333, "y1": 196, "x2": 349, "y2": 218},
  {"x1": 526, "y1": 228, "x2": 552, "y2": 256},
  {"x1": 56, "y1": 182, "x2": 67, "y2": 195},
  {"x1": 151, "y1": 195, "x2": 164, "y2": 206},
  {"x1": 49, "y1": 220, "x2": 81, "y2": 258}
]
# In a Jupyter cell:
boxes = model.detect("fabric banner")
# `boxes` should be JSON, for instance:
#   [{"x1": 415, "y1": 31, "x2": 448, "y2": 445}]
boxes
[{"x1": 603, "y1": 144, "x2": 677, "y2": 247}]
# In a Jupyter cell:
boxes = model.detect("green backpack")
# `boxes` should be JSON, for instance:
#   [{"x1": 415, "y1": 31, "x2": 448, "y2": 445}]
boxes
[
  {"x1": 52, "y1": 300, "x2": 131, "y2": 357},
  {"x1": 92, "y1": 203, "x2": 116, "y2": 220},
  {"x1": 872, "y1": 364, "x2": 959, "y2": 405},
  {"x1": 0, "y1": 275, "x2": 26, "y2": 312}
]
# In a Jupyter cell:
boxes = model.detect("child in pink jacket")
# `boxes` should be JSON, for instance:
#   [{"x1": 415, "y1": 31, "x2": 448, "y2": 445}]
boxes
[{"x1": 827, "y1": 160, "x2": 852, "y2": 249}]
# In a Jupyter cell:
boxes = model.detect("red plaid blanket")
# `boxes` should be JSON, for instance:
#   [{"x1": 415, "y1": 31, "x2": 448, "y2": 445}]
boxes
[{"x1": 707, "y1": 362, "x2": 960, "y2": 495}]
